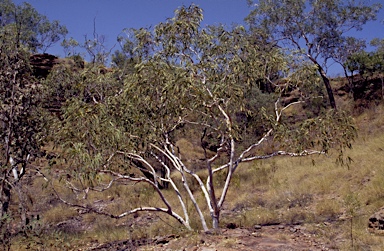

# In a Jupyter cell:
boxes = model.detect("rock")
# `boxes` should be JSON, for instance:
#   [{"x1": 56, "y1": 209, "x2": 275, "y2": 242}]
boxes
[
  {"x1": 226, "y1": 222, "x2": 237, "y2": 229},
  {"x1": 200, "y1": 248, "x2": 217, "y2": 251},
  {"x1": 368, "y1": 207, "x2": 384, "y2": 232},
  {"x1": 336, "y1": 89, "x2": 347, "y2": 96},
  {"x1": 29, "y1": 53, "x2": 84, "y2": 78},
  {"x1": 154, "y1": 234, "x2": 177, "y2": 245},
  {"x1": 30, "y1": 53, "x2": 59, "y2": 78}
]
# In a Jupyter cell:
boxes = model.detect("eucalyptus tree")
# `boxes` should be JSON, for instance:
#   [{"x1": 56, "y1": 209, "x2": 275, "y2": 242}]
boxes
[
  {"x1": 0, "y1": 1, "x2": 66, "y2": 247},
  {"x1": 0, "y1": 24, "x2": 46, "y2": 249},
  {"x1": 246, "y1": 0, "x2": 382, "y2": 110},
  {"x1": 0, "y1": 0, "x2": 67, "y2": 53},
  {"x1": 345, "y1": 38, "x2": 384, "y2": 99},
  {"x1": 55, "y1": 5, "x2": 356, "y2": 231},
  {"x1": 346, "y1": 38, "x2": 384, "y2": 78}
]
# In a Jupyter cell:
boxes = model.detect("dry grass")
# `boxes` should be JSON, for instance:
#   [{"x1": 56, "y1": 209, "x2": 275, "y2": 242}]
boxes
[
  {"x1": 215, "y1": 103, "x2": 384, "y2": 249},
  {"x1": 219, "y1": 237, "x2": 238, "y2": 248},
  {"x1": 42, "y1": 204, "x2": 78, "y2": 224},
  {"x1": 11, "y1": 102, "x2": 384, "y2": 250},
  {"x1": 239, "y1": 207, "x2": 280, "y2": 226}
]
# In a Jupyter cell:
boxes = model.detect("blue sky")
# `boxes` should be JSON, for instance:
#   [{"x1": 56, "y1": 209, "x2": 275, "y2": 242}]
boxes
[
  {"x1": 13, "y1": 0, "x2": 250, "y2": 57},
  {"x1": 13, "y1": 0, "x2": 384, "y2": 75}
]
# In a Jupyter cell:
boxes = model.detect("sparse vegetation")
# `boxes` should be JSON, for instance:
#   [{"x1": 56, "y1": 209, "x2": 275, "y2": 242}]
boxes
[
  {"x1": 0, "y1": 0, "x2": 384, "y2": 250},
  {"x1": 2, "y1": 102, "x2": 384, "y2": 250}
]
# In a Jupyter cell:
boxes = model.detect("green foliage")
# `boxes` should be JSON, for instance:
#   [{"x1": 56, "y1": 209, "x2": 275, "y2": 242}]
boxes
[
  {"x1": 246, "y1": 0, "x2": 381, "y2": 58},
  {"x1": 346, "y1": 38, "x2": 384, "y2": 78},
  {"x1": 46, "y1": 64, "x2": 126, "y2": 181},
  {"x1": 0, "y1": 1, "x2": 63, "y2": 245},
  {"x1": 0, "y1": 0, "x2": 67, "y2": 52},
  {"x1": 61, "y1": 37, "x2": 79, "y2": 57},
  {"x1": 61, "y1": 29, "x2": 111, "y2": 64},
  {"x1": 274, "y1": 110, "x2": 356, "y2": 161},
  {"x1": 246, "y1": 0, "x2": 382, "y2": 109},
  {"x1": 0, "y1": 46, "x2": 45, "y2": 163},
  {"x1": 0, "y1": 26, "x2": 48, "y2": 168},
  {"x1": 0, "y1": 24, "x2": 46, "y2": 251},
  {"x1": 56, "y1": 4, "x2": 286, "y2": 165},
  {"x1": 51, "y1": 4, "x2": 357, "y2": 231}
]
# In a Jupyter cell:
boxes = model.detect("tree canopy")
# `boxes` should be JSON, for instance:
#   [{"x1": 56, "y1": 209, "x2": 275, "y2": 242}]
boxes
[
  {"x1": 48, "y1": 5, "x2": 356, "y2": 231},
  {"x1": 246, "y1": 0, "x2": 382, "y2": 109},
  {"x1": 0, "y1": 0, "x2": 67, "y2": 246},
  {"x1": 0, "y1": 18, "x2": 48, "y2": 247},
  {"x1": 346, "y1": 38, "x2": 384, "y2": 78},
  {"x1": 0, "y1": 0, "x2": 67, "y2": 52}
]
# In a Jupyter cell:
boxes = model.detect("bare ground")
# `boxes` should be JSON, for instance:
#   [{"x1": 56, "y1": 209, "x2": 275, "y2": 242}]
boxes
[{"x1": 87, "y1": 224, "x2": 337, "y2": 251}]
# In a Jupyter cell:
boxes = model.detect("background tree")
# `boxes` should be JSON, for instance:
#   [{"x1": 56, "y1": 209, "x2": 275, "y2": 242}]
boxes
[
  {"x1": 0, "y1": 1, "x2": 67, "y2": 248},
  {"x1": 0, "y1": 27, "x2": 46, "y2": 249},
  {"x1": 0, "y1": 0, "x2": 67, "y2": 53},
  {"x1": 332, "y1": 37, "x2": 366, "y2": 91},
  {"x1": 61, "y1": 37, "x2": 79, "y2": 57},
  {"x1": 61, "y1": 18, "x2": 114, "y2": 65},
  {"x1": 345, "y1": 38, "x2": 384, "y2": 99},
  {"x1": 52, "y1": 5, "x2": 356, "y2": 231},
  {"x1": 246, "y1": 0, "x2": 381, "y2": 110},
  {"x1": 346, "y1": 38, "x2": 384, "y2": 78}
]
